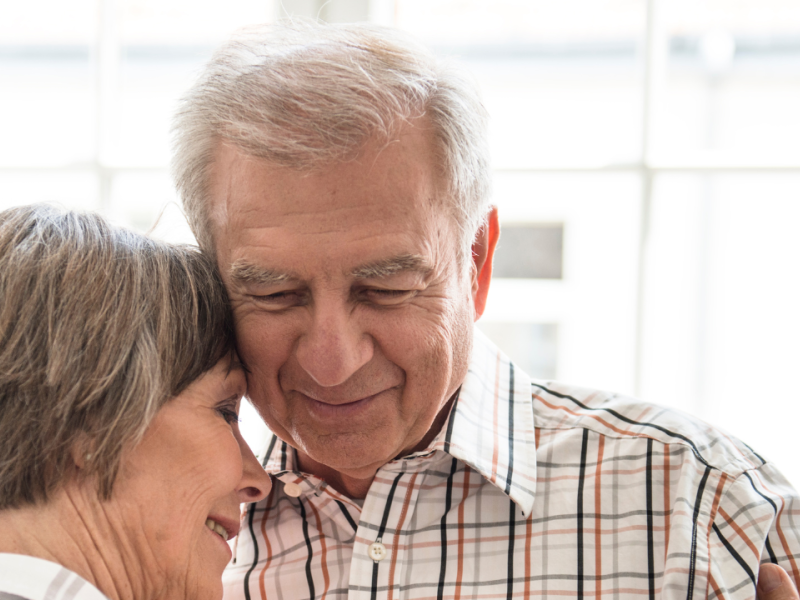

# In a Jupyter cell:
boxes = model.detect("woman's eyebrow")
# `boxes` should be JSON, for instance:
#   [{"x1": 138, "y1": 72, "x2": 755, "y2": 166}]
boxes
[{"x1": 350, "y1": 254, "x2": 433, "y2": 279}]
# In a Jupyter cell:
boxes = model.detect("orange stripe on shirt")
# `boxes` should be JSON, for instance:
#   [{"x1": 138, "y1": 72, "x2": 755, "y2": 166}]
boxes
[
  {"x1": 306, "y1": 500, "x2": 330, "y2": 600},
  {"x1": 534, "y1": 395, "x2": 659, "y2": 440},
  {"x1": 754, "y1": 472, "x2": 800, "y2": 583},
  {"x1": 595, "y1": 435, "x2": 605, "y2": 599},
  {"x1": 717, "y1": 506, "x2": 761, "y2": 559}
]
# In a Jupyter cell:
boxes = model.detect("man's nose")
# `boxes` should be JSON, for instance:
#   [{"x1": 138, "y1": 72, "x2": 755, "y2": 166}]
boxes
[{"x1": 295, "y1": 303, "x2": 373, "y2": 387}]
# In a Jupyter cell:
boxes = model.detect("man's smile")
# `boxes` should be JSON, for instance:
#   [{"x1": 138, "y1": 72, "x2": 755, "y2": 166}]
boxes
[{"x1": 296, "y1": 389, "x2": 393, "y2": 420}]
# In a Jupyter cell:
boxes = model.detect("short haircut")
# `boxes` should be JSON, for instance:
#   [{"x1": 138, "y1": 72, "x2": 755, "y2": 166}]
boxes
[
  {"x1": 0, "y1": 205, "x2": 235, "y2": 509},
  {"x1": 171, "y1": 20, "x2": 492, "y2": 261}
]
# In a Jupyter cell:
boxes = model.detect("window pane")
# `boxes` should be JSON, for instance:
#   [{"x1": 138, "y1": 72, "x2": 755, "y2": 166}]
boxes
[
  {"x1": 486, "y1": 171, "x2": 641, "y2": 394},
  {"x1": 121, "y1": 0, "x2": 274, "y2": 45},
  {"x1": 477, "y1": 322, "x2": 558, "y2": 379},
  {"x1": 0, "y1": 0, "x2": 95, "y2": 167},
  {"x1": 654, "y1": 0, "x2": 800, "y2": 160},
  {"x1": 0, "y1": 0, "x2": 95, "y2": 44},
  {"x1": 642, "y1": 173, "x2": 800, "y2": 485},
  {"x1": 111, "y1": 0, "x2": 276, "y2": 166},
  {"x1": 0, "y1": 172, "x2": 99, "y2": 211},
  {"x1": 493, "y1": 224, "x2": 563, "y2": 279},
  {"x1": 395, "y1": 0, "x2": 645, "y2": 167}
]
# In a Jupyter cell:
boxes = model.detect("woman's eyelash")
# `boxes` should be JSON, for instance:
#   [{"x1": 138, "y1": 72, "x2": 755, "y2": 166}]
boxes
[{"x1": 217, "y1": 405, "x2": 240, "y2": 425}]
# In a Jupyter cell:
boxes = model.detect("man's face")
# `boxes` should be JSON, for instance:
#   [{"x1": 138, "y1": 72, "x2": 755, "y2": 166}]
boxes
[{"x1": 209, "y1": 122, "x2": 494, "y2": 483}]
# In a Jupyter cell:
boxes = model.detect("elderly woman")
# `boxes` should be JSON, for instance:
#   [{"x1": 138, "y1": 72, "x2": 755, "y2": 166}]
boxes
[{"x1": 0, "y1": 205, "x2": 271, "y2": 600}]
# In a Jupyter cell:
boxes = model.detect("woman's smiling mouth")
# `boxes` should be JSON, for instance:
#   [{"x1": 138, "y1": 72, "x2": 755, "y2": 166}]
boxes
[{"x1": 205, "y1": 518, "x2": 234, "y2": 541}]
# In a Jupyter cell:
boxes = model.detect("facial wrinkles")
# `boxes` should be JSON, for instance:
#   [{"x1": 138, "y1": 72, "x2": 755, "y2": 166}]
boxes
[
  {"x1": 111, "y1": 488, "x2": 196, "y2": 596},
  {"x1": 103, "y1": 398, "x2": 242, "y2": 600},
  {"x1": 89, "y1": 498, "x2": 169, "y2": 600}
]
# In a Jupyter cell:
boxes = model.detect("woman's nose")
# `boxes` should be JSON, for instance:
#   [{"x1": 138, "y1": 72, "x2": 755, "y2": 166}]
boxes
[{"x1": 235, "y1": 430, "x2": 272, "y2": 503}]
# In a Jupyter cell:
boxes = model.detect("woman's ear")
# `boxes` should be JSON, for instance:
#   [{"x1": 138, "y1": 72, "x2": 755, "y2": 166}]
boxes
[{"x1": 69, "y1": 436, "x2": 95, "y2": 471}]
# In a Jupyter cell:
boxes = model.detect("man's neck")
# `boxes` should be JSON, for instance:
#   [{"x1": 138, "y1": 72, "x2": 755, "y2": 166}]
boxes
[{"x1": 296, "y1": 452, "x2": 375, "y2": 499}]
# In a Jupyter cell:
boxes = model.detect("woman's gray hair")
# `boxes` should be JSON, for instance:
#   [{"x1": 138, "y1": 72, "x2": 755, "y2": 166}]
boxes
[
  {"x1": 171, "y1": 20, "x2": 492, "y2": 261},
  {"x1": 0, "y1": 205, "x2": 235, "y2": 509}
]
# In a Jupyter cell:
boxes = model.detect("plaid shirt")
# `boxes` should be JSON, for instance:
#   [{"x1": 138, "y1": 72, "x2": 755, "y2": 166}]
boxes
[
  {"x1": 224, "y1": 329, "x2": 800, "y2": 600},
  {"x1": 0, "y1": 554, "x2": 108, "y2": 600}
]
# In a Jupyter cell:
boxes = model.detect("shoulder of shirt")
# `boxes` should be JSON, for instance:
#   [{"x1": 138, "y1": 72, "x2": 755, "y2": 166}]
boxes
[{"x1": 530, "y1": 379, "x2": 767, "y2": 478}]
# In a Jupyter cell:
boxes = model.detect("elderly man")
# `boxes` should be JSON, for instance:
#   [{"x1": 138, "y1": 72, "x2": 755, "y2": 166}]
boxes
[{"x1": 171, "y1": 21, "x2": 800, "y2": 600}]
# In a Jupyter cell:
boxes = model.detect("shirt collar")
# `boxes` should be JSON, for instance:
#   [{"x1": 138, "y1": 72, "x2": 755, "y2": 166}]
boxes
[
  {"x1": 0, "y1": 554, "x2": 109, "y2": 600},
  {"x1": 428, "y1": 327, "x2": 537, "y2": 515},
  {"x1": 262, "y1": 327, "x2": 538, "y2": 516}
]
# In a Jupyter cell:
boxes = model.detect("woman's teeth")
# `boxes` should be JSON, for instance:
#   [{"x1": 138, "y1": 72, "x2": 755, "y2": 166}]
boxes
[{"x1": 205, "y1": 519, "x2": 228, "y2": 540}]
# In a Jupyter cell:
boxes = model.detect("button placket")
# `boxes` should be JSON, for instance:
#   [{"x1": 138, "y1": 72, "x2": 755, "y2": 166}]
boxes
[{"x1": 346, "y1": 466, "x2": 427, "y2": 600}]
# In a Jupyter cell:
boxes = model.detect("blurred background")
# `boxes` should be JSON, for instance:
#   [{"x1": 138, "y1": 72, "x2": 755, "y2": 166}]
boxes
[{"x1": 2, "y1": 0, "x2": 799, "y2": 483}]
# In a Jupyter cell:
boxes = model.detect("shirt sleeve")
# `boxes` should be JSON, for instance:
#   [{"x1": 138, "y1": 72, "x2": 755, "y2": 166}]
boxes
[{"x1": 707, "y1": 462, "x2": 800, "y2": 600}]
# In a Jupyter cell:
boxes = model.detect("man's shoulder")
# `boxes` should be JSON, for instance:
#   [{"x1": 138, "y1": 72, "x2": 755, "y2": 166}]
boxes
[{"x1": 530, "y1": 380, "x2": 766, "y2": 478}]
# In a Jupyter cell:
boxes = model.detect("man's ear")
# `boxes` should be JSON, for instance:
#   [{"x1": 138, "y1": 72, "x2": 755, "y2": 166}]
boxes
[{"x1": 470, "y1": 206, "x2": 500, "y2": 320}]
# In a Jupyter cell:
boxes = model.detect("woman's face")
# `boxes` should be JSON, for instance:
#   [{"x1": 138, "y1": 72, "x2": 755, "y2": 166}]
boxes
[{"x1": 106, "y1": 355, "x2": 271, "y2": 600}]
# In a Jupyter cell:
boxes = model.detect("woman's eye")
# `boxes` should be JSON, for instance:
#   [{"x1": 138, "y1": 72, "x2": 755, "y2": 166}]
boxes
[{"x1": 216, "y1": 405, "x2": 240, "y2": 425}]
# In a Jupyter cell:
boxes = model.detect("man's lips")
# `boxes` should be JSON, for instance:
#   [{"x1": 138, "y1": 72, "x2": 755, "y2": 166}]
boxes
[
  {"x1": 294, "y1": 384, "x2": 397, "y2": 406},
  {"x1": 297, "y1": 390, "x2": 388, "y2": 418}
]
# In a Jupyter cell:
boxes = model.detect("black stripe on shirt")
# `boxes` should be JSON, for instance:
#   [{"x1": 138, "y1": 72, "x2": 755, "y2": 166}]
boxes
[
  {"x1": 243, "y1": 497, "x2": 261, "y2": 600},
  {"x1": 743, "y1": 471, "x2": 779, "y2": 563},
  {"x1": 532, "y1": 383, "x2": 711, "y2": 468},
  {"x1": 712, "y1": 522, "x2": 756, "y2": 584},
  {"x1": 438, "y1": 458, "x2": 459, "y2": 600},
  {"x1": 741, "y1": 441, "x2": 767, "y2": 466},
  {"x1": 577, "y1": 428, "x2": 589, "y2": 600},
  {"x1": 262, "y1": 434, "x2": 278, "y2": 468},
  {"x1": 371, "y1": 472, "x2": 404, "y2": 600},
  {"x1": 505, "y1": 362, "x2": 515, "y2": 495},
  {"x1": 646, "y1": 438, "x2": 655, "y2": 600},
  {"x1": 335, "y1": 499, "x2": 359, "y2": 534},
  {"x1": 298, "y1": 497, "x2": 316, "y2": 600},
  {"x1": 686, "y1": 466, "x2": 711, "y2": 600},
  {"x1": 279, "y1": 440, "x2": 288, "y2": 472},
  {"x1": 506, "y1": 497, "x2": 516, "y2": 600}
]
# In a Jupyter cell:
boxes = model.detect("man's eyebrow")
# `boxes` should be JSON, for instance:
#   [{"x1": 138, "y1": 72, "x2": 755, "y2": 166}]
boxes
[
  {"x1": 350, "y1": 254, "x2": 433, "y2": 280},
  {"x1": 228, "y1": 260, "x2": 295, "y2": 286}
]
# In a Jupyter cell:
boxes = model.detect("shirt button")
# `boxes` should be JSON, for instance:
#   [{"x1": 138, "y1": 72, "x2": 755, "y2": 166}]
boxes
[
  {"x1": 368, "y1": 542, "x2": 387, "y2": 562},
  {"x1": 283, "y1": 482, "x2": 302, "y2": 497}
]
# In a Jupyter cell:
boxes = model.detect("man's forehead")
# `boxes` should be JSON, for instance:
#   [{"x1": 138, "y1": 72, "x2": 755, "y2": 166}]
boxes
[
  {"x1": 208, "y1": 125, "x2": 445, "y2": 211},
  {"x1": 206, "y1": 127, "x2": 462, "y2": 276}
]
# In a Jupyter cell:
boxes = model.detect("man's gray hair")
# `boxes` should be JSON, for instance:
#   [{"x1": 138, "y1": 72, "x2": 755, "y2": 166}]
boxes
[
  {"x1": 171, "y1": 20, "x2": 492, "y2": 259},
  {"x1": 0, "y1": 204, "x2": 235, "y2": 509}
]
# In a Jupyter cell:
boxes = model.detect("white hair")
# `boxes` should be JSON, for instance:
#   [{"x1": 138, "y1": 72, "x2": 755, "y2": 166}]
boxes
[{"x1": 171, "y1": 20, "x2": 492, "y2": 259}]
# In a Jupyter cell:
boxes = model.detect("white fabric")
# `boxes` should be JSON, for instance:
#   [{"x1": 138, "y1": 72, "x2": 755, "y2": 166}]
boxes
[{"x1": 0, "y1": 554, "x2": 108, "y2": 600}]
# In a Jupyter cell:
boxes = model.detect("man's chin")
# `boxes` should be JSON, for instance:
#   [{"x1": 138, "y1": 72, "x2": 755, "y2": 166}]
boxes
[{"x1": 296, "y1": 437, "x2": 395, "y2": 482}]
